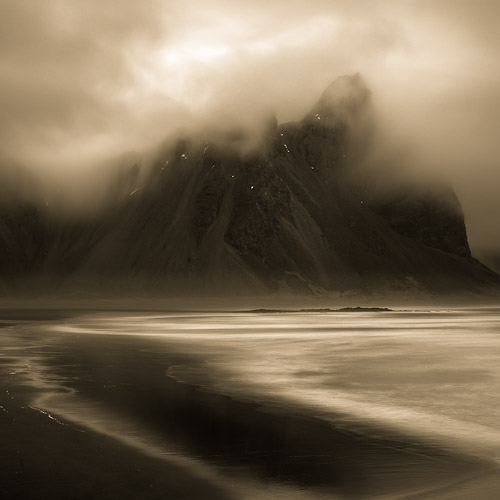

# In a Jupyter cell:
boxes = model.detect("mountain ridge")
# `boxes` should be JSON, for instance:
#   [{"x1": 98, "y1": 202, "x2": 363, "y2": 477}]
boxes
[{"x1": 1, "y1": 74, "x2": 499, "y2": 298}]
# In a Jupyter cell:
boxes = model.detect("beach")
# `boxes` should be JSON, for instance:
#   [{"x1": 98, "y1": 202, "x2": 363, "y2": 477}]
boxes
[{"x1": 2, "y1": 308, "x2": 500, "y2": 499}]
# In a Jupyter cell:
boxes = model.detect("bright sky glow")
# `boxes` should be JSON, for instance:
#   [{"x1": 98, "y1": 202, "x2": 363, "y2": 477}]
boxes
[{"x1": 161, "y1": 44, "x2": 232, "y2": 67}]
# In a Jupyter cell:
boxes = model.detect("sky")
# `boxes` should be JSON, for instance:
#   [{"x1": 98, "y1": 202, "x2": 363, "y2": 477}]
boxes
[{"x1": 1, "y1": 0, "x2": 500, "y2": 255}]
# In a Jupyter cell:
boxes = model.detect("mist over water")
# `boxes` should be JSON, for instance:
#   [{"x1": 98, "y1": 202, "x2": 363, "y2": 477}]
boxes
[
  {"x1": 4, "y1": 307, "x2": 500, "y2": 499},
  {"x1": 45, "y1": 308, "x2": 500, "y2": 462}
]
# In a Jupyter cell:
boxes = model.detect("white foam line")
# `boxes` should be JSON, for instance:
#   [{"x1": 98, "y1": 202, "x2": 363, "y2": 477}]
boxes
[{"x1": 29, "y1": 405, "x2": 72, "y2": 428}]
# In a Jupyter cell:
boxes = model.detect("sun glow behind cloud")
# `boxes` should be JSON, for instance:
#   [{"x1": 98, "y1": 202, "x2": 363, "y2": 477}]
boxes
[
  {"x1": 161, "y1": 44, "x2": 232, "y2": 67},
  {"x1": 2, "y1": 0, "x2": 500, "y2": 252},
  {"x1": 151, "y1": 16, "x2": 340, "y2": 108}
]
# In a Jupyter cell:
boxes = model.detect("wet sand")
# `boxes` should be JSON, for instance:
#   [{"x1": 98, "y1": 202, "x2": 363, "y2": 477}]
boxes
[
  {"x1": 0, "y1": 322, "x2": 234, "y2": 500},
  {"x1": 1, "y1": 310, "x2": 499, "y2": 499}
]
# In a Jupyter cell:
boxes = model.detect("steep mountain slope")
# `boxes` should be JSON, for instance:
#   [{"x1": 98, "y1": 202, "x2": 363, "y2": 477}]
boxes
[
  {"x1": 1, "y1": 74, "x2": 499, "y2": 297},
  {"x1": 478, "y1": 251, "x2": 500, "y2": 275}
]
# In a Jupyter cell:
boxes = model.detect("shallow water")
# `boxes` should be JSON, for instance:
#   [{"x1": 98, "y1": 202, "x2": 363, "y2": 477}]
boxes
[
  {"x1": 3, "y1": 307, "x2": 500, "y2": 499},
  {"x1": 50, "y1": 307, "x2": 500, "y2": 461}
]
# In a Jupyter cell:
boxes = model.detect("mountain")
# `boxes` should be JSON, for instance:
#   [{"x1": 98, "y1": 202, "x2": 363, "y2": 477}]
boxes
[
  {"x1": 478, "y1": 251, "x2": 500, "y2": 276},
  {"x1": 1, "y1": 74, "x2": 499, "y2": 298}
]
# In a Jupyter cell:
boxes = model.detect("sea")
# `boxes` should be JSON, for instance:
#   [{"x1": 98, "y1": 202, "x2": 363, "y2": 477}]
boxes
[{"x1": 3, "y1": 306, "x2": 500, "y2": 499}]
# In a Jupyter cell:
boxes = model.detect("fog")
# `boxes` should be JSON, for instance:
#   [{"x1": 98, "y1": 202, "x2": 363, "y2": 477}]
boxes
[{"x1": 1, "y1": 0, "x2": 500, "y2": 255}]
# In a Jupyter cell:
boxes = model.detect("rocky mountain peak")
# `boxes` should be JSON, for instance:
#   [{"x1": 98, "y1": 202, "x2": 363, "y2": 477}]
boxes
[
  {"x1": 308, "y1": 73, "x2": 372, "y2": 123},
  {"x1": 0, "y1": 75, "x2": 498, "y2": 298}
]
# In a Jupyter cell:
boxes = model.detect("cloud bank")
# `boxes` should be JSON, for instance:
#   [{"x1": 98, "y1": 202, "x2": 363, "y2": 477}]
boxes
[{"x1": 1, "y1": 0, "x2": 500, "y2": 253}]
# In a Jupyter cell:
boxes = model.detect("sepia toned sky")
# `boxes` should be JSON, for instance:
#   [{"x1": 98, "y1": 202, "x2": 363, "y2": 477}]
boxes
[{"x1": 1, "y1": 0, "x2": 500, "y2": 253}]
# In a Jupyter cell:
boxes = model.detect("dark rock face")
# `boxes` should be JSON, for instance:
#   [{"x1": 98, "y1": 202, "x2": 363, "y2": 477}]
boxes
[
  {"x1": 370, "y1": 187, "x2": 471, "y2": 259},
  {"x1": 225, "y1": 161, "x2": 292, "y2": 258},
  {"x1": 478, "y1": 251, "x2": 500, "y2": 275},
  {"x1": 1, "y1": 74, "x2": 499, "y2": 297},
  {"x1": 0, "y1": 204, "x2": 47, "y2": 276}
]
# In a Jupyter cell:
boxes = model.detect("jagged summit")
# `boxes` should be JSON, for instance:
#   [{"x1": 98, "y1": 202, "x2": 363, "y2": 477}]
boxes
[
  {"x1": 311, "y1": 73, "x2": 371, "y2": 120},
  {"x1": 0, "y1": 75, "x2": 499, "y2": 298}
]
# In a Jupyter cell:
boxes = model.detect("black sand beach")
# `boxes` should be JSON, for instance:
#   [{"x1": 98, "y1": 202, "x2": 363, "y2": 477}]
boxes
[{"x1": 1, "y1": 309, "x2": 499, "y2": 499}]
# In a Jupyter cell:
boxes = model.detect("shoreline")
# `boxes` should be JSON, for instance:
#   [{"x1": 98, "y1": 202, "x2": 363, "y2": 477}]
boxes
[
  {"x1": 0, "y1": 322, "x2": 238, "y2": 500},
  {"x1": 1, "y1": 291, "x2": 500, "y2": 315},
  {"x1": 1, "y1": 311, "x2": 500, "y2": 499}
]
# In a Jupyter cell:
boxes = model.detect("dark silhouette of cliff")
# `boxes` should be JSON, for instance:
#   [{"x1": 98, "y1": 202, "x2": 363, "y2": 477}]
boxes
[{"x1": 1, "y1": 74, "x2": 499, "y2": 298}]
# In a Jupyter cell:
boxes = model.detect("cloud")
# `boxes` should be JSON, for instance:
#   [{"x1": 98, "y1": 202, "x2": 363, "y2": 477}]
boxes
[{"x1": 1, "y1": 0, "x2": 500, "y2": 253}]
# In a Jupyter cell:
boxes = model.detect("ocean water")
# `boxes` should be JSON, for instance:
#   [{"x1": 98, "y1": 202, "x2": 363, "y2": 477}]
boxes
[
  {"x1": 49, "y1": 307, "x2": 500, "y2": 461},
  {"x1": 3, "y1": 306, "x2": 500, "y2": 499}
]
